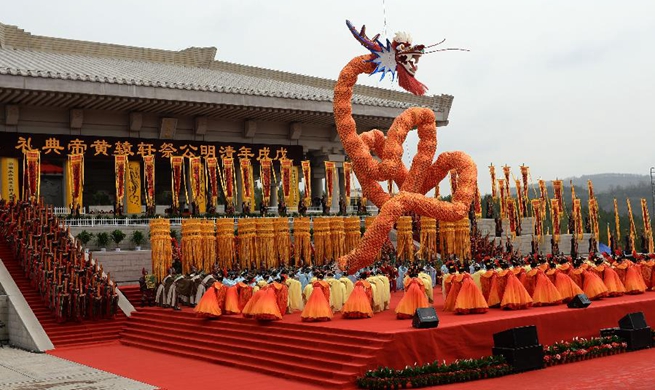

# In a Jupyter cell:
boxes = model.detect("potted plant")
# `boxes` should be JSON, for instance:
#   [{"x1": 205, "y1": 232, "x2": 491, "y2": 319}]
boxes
[
  {"x1": 131, "y1": 230, "x2": 145, "y2": 251},
  {"x1": 96, "y1": 232, "x2": 110, "y2": 252},
  {"x1": 76, "y1": 230, "x2": 94, "y2": 252},
  {"x1": 110, "y1": 229, "x2": 126, "y2": 251}
]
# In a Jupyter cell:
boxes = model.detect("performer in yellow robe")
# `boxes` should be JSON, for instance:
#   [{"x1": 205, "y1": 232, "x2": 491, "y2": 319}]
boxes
[
  {"x1": 339, "y1": 274, "x2": 354, "y2": 301},
  {"x1": 326, "y1": 273, "x2": 346, "y2": 312},
  {"x1": 285, "y1": 275, "x2": 303, "y2": 312},
  {"x1": 302, "y1": 276, "x2": 317, "y2": 305},
  {"x1": 366, "y1": 274, "x2": 383, "y2": 312},
  {"x1": 418, "y1": 271, "x2": 434, "y2": 303}
]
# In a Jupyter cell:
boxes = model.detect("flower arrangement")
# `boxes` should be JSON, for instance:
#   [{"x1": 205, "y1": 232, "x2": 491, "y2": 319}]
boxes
[
  {"x1": 543, "y1": 336, "x2": 627, "y2": 367},
  {"x1": 357, "y1": 356, "x2": 511, "y2": 389}
]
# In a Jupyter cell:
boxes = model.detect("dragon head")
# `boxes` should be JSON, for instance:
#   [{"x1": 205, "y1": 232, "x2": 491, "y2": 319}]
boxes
[{"x1": 347, "y1": 20, "x2": 428, "y2": 96}]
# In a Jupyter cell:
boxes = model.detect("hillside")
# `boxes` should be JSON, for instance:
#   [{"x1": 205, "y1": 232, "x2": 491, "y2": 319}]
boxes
[{"x1": 563, "y1": 173, "x2": 650, "y2": 193}]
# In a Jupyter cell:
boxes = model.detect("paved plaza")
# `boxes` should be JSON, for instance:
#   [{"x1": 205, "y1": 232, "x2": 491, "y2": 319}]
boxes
[{"x1": 0, "y1": 347, "x2": 156, "y2": 390}]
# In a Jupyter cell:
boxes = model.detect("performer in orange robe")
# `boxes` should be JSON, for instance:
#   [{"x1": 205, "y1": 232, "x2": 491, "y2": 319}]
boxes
[
  {"x1": 637, "y1": 255, "x2": 653, "y2": 290},
  {"x1": 250, "y1": 284, "x2": 283, "y2": 321},
  {"x1": 582, "y1": 268, "x2": 608, "y2": 300},
  {"x1": 453, "y1": 274, "x2": 488, "y2": 314},
  {"x1": 531, "y1": 268, "x2": 562, "y2": 307},
  {"x1": 497, "y1": 262, "x2": 532, "y2": 310},
  {"x1": 342, "y1": 275, "x2": 374, "y2": 319},
  {"x1": 301, "y1": 275, "x2": 333, "y2": 322},
  {"x1": 271, "y1": 278, "x2": 290, "y2": 315},
  {"x1": 623, "y1": 263, "x2": 647, "y2": 294},
  {"x1": 551, "y1": 264, "x2": 584, "y2": 303},
  {"x1": 396, "y1": 271, "x2": 429, "y2": 319},
  {"x1": 480, "y1": 261, "x2": 500, "y2": 307},
  {"x1": 194, "y1": 278, "x2": 227, "y2": 318},
  {"x1": 223, "y1": 284, "x2": 241, "y2": 314},
  {"x1": 568, "y1": 259, "x2": 587, "y2": 289},
  {"x1": 593, "y1": 259, "x2": 625, "y2": 297},
  {"x1": 237, "y1": 277, "x2": 254, "y2": 312},
  {"x1": 522, "y1": 261, "x2": 540, "y2": 297}
]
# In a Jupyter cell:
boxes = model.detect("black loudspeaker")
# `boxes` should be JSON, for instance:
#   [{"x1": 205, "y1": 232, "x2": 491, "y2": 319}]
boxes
[
  {"x1": 619, "y1": 312, "x2": 648, "y2": 330},
  {"x1": 567, "y1": 294, "x2": 591, "y2": 309},
  {"x1": 492, "y1": 345, "x2": 544, "y2": 372},
  {"x1": 615, "y1": 328, "x2": 652, "y2": 351},
  {"x1": 412, "y1": 307, "x2": 439, "y2": 329},
  {"x1": 493, "y1": 325, "x2": 539, "y2": 349}
]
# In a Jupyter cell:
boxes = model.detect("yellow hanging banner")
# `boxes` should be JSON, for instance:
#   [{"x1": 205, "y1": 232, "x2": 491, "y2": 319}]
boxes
[
  {"x1": 1, "y1": 157, "x2": 20, "y2": 201},
  {"x1": 127, "y1": 160, "x2": 142, "y2": 214}
]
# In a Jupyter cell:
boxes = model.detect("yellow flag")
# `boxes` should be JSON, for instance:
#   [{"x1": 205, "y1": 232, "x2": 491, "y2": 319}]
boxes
[{"x1": 126, "y1": 160, "x2": 142, "y2": 214}]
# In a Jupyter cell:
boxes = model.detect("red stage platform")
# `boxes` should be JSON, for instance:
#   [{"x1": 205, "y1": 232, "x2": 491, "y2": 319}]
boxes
[{"x1": 108, "y1": 287, "x2": 655, "y2": 386}]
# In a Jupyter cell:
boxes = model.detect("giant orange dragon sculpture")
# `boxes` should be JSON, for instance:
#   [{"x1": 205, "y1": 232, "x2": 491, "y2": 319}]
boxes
[{"x1": 335, "y1": 21, "x2": 478, "y2": 274}]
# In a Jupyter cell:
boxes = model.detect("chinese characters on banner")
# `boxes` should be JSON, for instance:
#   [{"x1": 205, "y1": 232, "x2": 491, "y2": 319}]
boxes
[{"x1": 5, "y1": 132, "x2": 307, "y2": 211}]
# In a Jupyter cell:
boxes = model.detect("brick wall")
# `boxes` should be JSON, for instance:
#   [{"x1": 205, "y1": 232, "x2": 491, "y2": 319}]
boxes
[{"x1": 93, "y1": 250, "x2": 152, "y2": 284}]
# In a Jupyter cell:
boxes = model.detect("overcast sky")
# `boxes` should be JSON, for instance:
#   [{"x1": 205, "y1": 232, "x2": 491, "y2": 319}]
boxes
[{"x1": 3, "y1": 0, "x2": 655, "y2": 195}]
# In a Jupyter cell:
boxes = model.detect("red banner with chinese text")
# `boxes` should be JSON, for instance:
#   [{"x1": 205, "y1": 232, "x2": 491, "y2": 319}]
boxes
[
  {"x1": 206, "y1": 157, "x2": 219, "y2": 210},
  {"x1": 143, "y1": 155, "x2": 155, "y2": 211},
  {"x1": 260, "y1": 159, "x2": 273, "y2": 206},
  {"x1": 170, "y1": 156, "x2": 184, "y2": 209},
  {"x1": 324, "y1": 161, "x2": 336, "y2": 206},
  {"x1": 240, "y1": 158, "x2": 254, "y2": 207},
  {"x1": 67, "y1": 154, "x2": 84, "y2": 211},
  {"x1": 553, "y1": 180, "x2": 564, "y2": 216},
  {"x1": 280, "y1": 159, "x2": 293, "y2": 205},
  {"x1": 551, "y1": 198, "x2": 560, "y2": 242},
  {"x1": 115, "y1": 155, "x2": 127, "y2": 210},
  {"x1": 24, "y1": 150, "x2": 40, "y2": 200},
  {"x1": 301, "y1": 160, "x2": 311, "y2": 206}
]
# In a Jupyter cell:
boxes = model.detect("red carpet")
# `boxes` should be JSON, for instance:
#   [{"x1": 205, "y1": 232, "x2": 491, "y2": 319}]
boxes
[
  {"x1": 118, "y1": 284, "x2": 142, "y2": 308},
  {"x1": 120, "y1": 307, "x2": 392, "y2": 387},
  {"x1": 109, "y1": 287, "x2": 655, "y2": 387},
  {"x1": 0, "y1": 242, "x2": 127, "y2": 349},
  {"x1": 49, "y1": 341, "x2": 327, "y2": 390},
  {"x1": 48, "y1": 340, "x2": 655, "y2": 390}
]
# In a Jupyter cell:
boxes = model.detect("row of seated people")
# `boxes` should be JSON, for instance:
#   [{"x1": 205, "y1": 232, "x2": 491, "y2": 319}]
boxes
[{"x1": 0, "y1": 199, "x2": 119, "y2": 322}]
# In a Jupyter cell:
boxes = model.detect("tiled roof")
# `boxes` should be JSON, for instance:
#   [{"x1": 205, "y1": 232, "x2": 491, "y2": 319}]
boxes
[{"x1": 0, "y1": 48, "x2": 450, "y2": 112}]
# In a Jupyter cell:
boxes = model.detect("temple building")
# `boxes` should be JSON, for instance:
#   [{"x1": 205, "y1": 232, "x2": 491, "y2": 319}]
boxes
[{"x1": 0, "y1": 22, "x2": 453, "y2": 213}]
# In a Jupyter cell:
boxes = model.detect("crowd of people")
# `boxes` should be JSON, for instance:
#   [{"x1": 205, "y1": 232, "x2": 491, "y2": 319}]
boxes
[
  {"x1": 168, "y1": 248, "x2": 655, "y2": 323},
  {"x1": 0, "y1": 199, "x2": 119, "y2": 323}
]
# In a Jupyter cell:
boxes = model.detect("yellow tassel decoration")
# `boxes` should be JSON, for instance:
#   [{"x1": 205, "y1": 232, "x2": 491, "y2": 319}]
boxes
[
  {"x1": 275, "y1": 217, "x2": 291, "y2": 266},
  {"x1": 418, "y1": 216, "x2": 437, "y2": 261},
  {"x1": 149, "y1": 218, "x2": 171, "y2": 282},
  {"x1": 293, "y1": 217, "x2": 311, "y2": 266},
  {"x1": 330, "y1": 217, "x2": 346, "y2": 261},
  {"x1": 257, "y1": 218, "x2": 276, "y2": 269},
  {"x1": 396, "y1": 216, "x2": 414, "y2": 262},
  {"x1": 238, "y1": 218, "x2": 256, "y2": 270},
  {"x1": 344, "y1": 216, "x2": 361, "y2": 254},
  {"x1": 216, "y1": 218, "x2": 236, "y2": 269}
]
